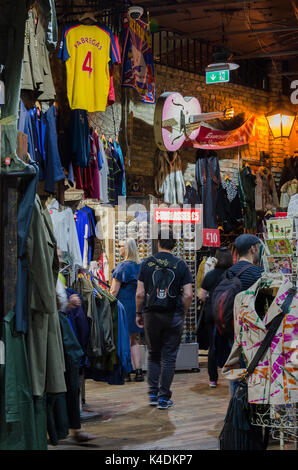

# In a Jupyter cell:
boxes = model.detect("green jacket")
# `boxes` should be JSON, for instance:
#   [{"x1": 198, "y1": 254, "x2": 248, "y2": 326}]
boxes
[
  {"x1": 0, "y1": 310, "x2": 47, "y2": 450},
  {"x1": 26, "y1": 195, "x2": 66, "y2": 396},
  {"x1": 21, "y1": 8, "x2": 56, "y2": 101}
]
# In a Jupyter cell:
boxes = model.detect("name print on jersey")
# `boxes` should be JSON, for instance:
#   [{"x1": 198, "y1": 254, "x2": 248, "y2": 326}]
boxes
[{"x1": 74, "y1": 37, "x2": 103, "y2": 51}]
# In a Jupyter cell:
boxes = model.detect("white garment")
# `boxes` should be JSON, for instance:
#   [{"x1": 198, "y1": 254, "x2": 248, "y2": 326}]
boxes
[
  {"x1": 98, "y1": 141, "x2": 110, "y2": 204},
  {"x1": 159, "y1": 170, "x2": 186, "y2": 205},
  {"x1": 0, "y1": 81, "x2": 5, "y2": 104},
  {"x1": 83, "y1": 223, "x2": 89, "y2": 269},
  {"x1": 56, "y1": 278, "x2": 68, "y2": 313},
  {"x1": 102, "y1": 252, "x2": 109, "y2": 282},
  {"x1": 287, "y1": 193, "x2": 298, "y2": 218},
  {"x1": 204, "y1": 257, "x2": 217, "y2": 276},
  {"x1": 46, "y1": 198, "x2": 82, "y2": 267}
]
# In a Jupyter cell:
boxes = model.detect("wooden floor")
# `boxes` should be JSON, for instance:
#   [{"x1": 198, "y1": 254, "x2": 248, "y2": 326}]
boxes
[{"x1": 48, "y1": 357, "x2": 295, "y2": 451}]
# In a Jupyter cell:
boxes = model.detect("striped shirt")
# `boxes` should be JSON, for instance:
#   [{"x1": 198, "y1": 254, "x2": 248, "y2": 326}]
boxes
[{"x1": 227, "y1": 260, "x2": 263, "y2": 291}]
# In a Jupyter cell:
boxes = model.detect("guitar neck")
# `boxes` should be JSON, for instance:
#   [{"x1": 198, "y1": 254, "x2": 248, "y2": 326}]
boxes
[{"x1": 190, "y1": 111, "x2": 225, "y2": 124}]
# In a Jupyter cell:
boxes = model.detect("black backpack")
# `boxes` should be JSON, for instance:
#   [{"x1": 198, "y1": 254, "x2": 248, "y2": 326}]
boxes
[
  {"x1": 145, "y1": 256, "x2": 181, "y2": 313},
  {"x1": 212, "y1": 265, "x2": 251, "y2": 337}
]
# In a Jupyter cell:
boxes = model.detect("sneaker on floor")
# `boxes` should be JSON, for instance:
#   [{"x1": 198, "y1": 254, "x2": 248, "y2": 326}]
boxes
[
  {"x1": 157, "y1": 399, "x2": 173, "y2": 410},
  {"x1": 72, "y1": 431, "x2": 97, "y2": 443},
  {"x1": 134, "y1": 369, "x2": 144, "y2": 382},
  {"x1": 149, "y1": 394, "x2": 158, "y2": 406},
  {"x1": 209, "y1": 381, "x2": 217, "y2": 388}
]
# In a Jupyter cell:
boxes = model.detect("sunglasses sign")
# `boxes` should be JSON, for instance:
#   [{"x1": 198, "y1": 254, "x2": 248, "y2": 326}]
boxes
[{"x1": 154, "y1": 208, "x2": 201, "y2": 224}]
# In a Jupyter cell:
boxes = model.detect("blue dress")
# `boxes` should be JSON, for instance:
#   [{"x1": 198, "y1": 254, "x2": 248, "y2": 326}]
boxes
[{"x1": 112, "y1": 261, "x2": 142, "y2": 334}]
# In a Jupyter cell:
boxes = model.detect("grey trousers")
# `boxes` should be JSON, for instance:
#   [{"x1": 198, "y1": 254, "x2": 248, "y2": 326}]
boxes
[{"x1": 144, "y1": 312, "x2": 184, "y2": 401}]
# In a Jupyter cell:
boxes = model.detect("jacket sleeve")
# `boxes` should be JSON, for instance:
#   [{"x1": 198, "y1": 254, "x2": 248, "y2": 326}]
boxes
[
  {"x1": 222, "y1": 292, "x2": 247, "y2": 380},
  {"x1": 271, "y1": 173, "x2": 280, "y2": 209},
  {"x1": 26, "y1": 198, "x2": 57, "y2": 315}
]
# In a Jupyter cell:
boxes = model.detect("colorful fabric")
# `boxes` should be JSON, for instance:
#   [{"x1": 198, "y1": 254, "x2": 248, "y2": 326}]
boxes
[
  {"x1": 222, "y1": 277, "x2": 298, "y2": 404},
  {"x1": 58, "y1": 23, "x2": 120, "y2": 112},
  {"x1": 121, "y1": 15, "x2": 155, "y2": 104}
]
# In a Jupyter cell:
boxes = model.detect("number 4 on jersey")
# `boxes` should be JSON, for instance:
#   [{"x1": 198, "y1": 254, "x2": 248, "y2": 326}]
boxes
[{"x1": 82, "y1": 51, "x2": 93, "y2": 78}]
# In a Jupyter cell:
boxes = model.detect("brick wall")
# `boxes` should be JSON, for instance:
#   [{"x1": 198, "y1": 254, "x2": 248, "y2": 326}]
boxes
[
  {"x1": 123, "y1": 64, "x2": 293, "y2": 193},
  {"x1": 51, "y1": 37, "x2": 293, "y2": 196}
]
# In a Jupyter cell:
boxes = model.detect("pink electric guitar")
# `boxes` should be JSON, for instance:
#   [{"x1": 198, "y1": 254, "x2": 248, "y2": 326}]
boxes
[{"x1": 154, "y1": 91, "x2": 234, "y2": 152}]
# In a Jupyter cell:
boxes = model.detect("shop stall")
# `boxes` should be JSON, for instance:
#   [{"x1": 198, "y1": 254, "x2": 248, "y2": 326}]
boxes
[{"x1": 0, "y1": 0, "x2": 297, "y2": 452}]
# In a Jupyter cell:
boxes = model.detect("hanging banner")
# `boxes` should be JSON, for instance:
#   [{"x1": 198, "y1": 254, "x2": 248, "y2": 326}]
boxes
[
  {"x1": 183, "y1": 115, "x2": 257, "y2": 149},
  {"x1": 121, "y1": 14, "x2": 155, "y2": 104}
]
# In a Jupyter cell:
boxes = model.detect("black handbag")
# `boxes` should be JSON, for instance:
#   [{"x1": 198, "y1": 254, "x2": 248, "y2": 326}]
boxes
[{"x1": 219, "y1": 286, "x2": 296, "y2": 450}]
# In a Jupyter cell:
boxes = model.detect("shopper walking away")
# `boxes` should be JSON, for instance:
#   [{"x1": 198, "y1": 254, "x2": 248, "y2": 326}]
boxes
[
  {"x1": 198, "y1": 247, "x2": 233, "y2": 388},
  {"x1": 136, "y1": 227, "x2": 193, "y2": 409},
  {"x1": 110, "y1": 238, "x2": 143, "y2": 382},
  {"x1": 227, "y1": 234, "x2": 262, "y2": 290},
  {"x1": 219, "y1": 234, "x2": 263, "y2": 395}
]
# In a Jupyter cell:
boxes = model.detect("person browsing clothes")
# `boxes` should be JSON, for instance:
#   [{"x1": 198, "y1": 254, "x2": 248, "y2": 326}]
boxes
[
  {"x1": 198, "y1": 247, "x2": 233, "y2": 388},
  {"x1": 224, "y1": 234, "x2": 263, "y2": 396},
  {"x1": 110, "y1": 238, "x2": 144, "y2": 382},
  {"x1": 136, "y1": 227, "x2": 193, "y2": 410}
]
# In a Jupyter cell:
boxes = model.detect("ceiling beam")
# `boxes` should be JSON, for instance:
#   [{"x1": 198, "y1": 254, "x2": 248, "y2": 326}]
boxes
[
  {"x1": 268, "y1": 71, "x2": 298, "y2": 76},
  {"x1": 220, "y1": 26, "x2": 298, "y2": 35},
  {"x1": 234, "y1": 50, "x2": 298, "y2": 59},
  {"x1": 144, "y1": 0, "x2": 265, "y2": 14}
]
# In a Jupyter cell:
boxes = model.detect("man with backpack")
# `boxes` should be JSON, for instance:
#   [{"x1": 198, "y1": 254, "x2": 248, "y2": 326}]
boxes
[
  {"x1": 135, "y1": 227, "x2": 193, "y2": 409},
  {"x1": 227, "y1": 234, "x2": 263, "y2": 291},
  {"x1": 212, "y1": 234, "x2": 263, "y2": 395},
  {"x1": 212, "y1": 234, "x2": 263, "y2": 339}
]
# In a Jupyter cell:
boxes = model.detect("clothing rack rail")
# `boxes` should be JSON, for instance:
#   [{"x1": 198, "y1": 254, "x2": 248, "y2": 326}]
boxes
[{"x1": 79, "y1": 267, "x2": 110, "y2": 289}]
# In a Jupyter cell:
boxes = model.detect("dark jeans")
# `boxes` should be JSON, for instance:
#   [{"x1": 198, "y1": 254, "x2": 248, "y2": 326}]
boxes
[
  {"x1": 207, "y1": 322, "x2": 218, "y2": 383},
  {"x1": 144, "y1": 312, "x2": 184, "y2": 401}
]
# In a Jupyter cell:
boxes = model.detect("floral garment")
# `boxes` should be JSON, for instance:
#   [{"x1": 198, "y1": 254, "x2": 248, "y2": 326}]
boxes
[{"x1": 222, "y1": 277, "x2": 298, "y2": 404}]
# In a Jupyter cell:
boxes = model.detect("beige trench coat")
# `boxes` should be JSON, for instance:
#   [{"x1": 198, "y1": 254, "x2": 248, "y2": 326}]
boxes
[{"x1": 222, "y1": 278, "x2": 298, "y2": 404}]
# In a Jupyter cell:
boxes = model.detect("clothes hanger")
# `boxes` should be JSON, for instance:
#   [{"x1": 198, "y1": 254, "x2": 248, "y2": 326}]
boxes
[
  {"x1": 45, "y1": 194, "x2": 54, "y2": 207},
  {"x1": 79, "y1": 12, "x2": 97, "y2": 23}
]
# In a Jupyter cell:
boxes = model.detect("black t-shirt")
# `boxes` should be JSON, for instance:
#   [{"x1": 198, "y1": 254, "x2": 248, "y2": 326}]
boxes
[
  {"x1": 201, "y1": 267, "x2": 226, "y2": 320},
  {"x1": 201, "y1": 267, "x2": 226, "y2": 299},
  {"x1": 138, "y1": 252, "x2": 193, "y2": 317}
]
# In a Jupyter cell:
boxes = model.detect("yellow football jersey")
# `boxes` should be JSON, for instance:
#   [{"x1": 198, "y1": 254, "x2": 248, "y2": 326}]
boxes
[{"x1": 59, "y1": 24, "x2": 119, "y2": 112}]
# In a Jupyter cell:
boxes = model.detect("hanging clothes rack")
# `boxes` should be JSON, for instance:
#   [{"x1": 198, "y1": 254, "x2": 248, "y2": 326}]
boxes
[{"x1": 78, "y1": 267, "x2": 110, "y2": 289}]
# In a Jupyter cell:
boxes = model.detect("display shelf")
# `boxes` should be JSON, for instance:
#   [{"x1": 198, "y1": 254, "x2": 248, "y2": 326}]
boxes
[
  {"x1": 114, "y1": 220, "x2": 153, "y2": 264},
  {"x1": 172, "y1": 223, "x2": 197, "y2": 344},
  {"x1": 250, "y1": 404, "x2": 298, "y2": 450}
]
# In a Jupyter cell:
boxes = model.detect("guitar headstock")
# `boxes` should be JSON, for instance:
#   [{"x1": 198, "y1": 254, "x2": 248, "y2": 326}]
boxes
[{"x1": 224, "y1": 107, "x2": 234, "y2": 119}]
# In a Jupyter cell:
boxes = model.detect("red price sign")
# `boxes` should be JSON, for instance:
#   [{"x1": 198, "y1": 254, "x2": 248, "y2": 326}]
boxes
[{"x1": 203, "y1": 228, "x2": 220, "y2": 247}]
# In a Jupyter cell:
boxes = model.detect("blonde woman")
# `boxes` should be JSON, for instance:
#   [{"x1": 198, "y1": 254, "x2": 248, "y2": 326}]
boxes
[{"x1": 110, "y1": 238, "x2": 144, "y2": 382}]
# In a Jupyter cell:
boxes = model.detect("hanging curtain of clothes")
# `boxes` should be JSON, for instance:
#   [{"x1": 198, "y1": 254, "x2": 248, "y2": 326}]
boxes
[
  {"x1": 254, "y1": 167, "x2": 279, "y2": 212},
  {"x1": 195, "y1": 150, "x2": 221, "y2": 229},
  {"x1": 155, "y1": 150, "x2": 185, "y2": 205},
  {"x1": 238, "y1": 165, "x2": 257, "y2": 233},
  {"x1": 0, "y1": 0, "x2": 28, "y2": 159}
]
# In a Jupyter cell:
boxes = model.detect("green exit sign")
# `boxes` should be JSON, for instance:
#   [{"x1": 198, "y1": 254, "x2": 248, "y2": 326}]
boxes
[{"x1": 206, "y1": 69, "x2": 230, "y2": 84}]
